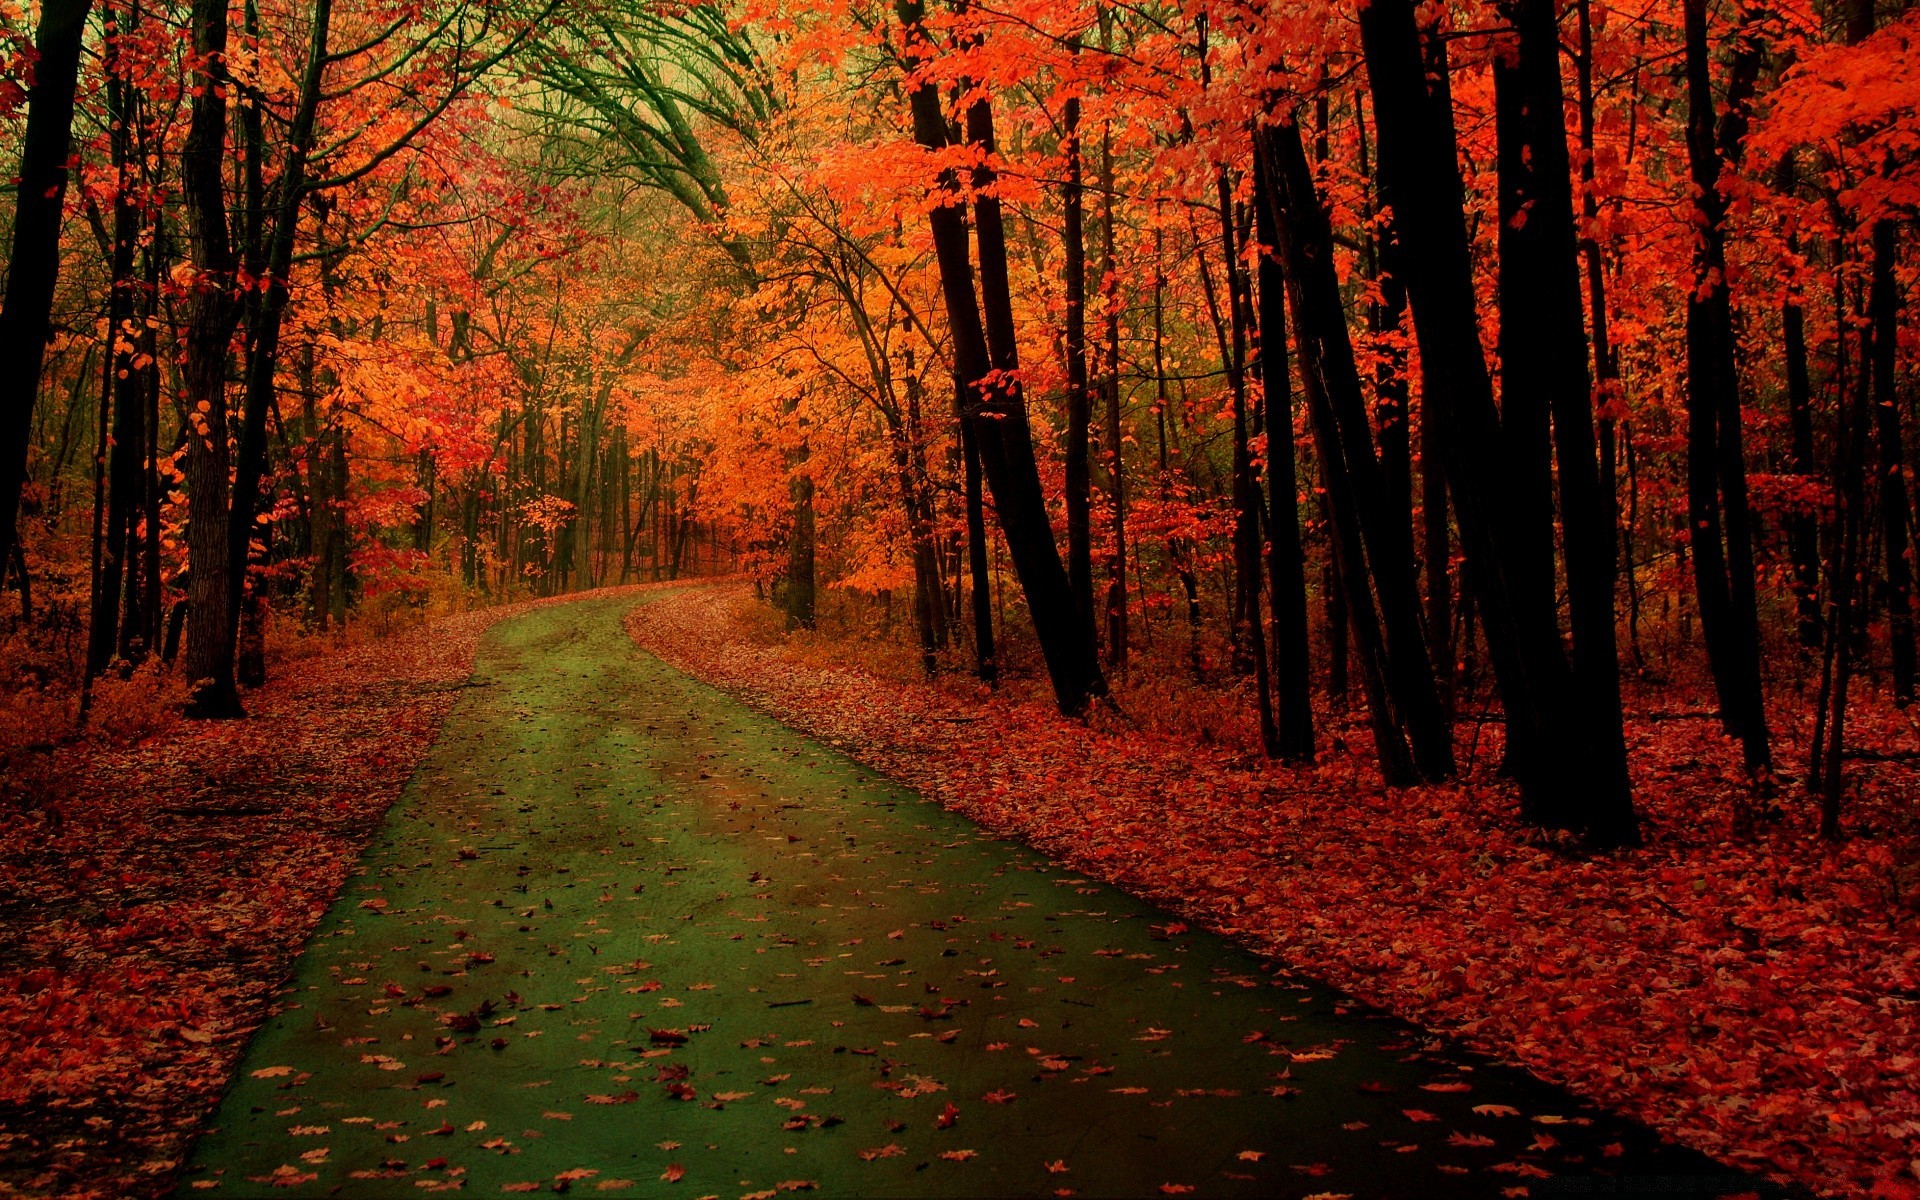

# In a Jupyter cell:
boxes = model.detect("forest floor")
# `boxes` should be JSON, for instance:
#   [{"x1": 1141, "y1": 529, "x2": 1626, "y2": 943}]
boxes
[
  {"x1": 0, "y1": 586, "x2": 1790, "y2": 1199},
  {"x1": 172, "y1": 592, "x2": 1762, "y2": 1198},
  {"x1": 623, "y1": 584, "x2": 1920, "y2": 1200},
  {"x1": 0, "y1": 584, "x2": 667, "y2": 1200}
]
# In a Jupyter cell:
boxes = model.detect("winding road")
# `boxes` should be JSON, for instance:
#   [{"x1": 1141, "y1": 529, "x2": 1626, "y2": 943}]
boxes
[{"x1": 181, "y1": 593, "x2": 1787, "y2": 1198}]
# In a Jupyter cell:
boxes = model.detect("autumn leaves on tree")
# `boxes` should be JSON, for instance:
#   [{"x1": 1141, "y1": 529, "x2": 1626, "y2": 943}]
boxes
[{"x1": 2, "y1": 0, "x2": 1918, "y2": 848}]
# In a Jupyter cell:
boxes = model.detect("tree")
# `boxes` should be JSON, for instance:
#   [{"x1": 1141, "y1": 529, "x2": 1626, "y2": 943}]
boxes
[
  {"x1": 1681, "y1": 0, "x2": 1771, "y2": 773},
  {"x1": 1359, "y1": 0, "x2": 1637, "y2": 843},
  {"x1": 0, "y1": 0, "x2": 94, "y2": 582},
  {"x1": 892, "y1": 0, "x2": 1104, "y2": 715}
]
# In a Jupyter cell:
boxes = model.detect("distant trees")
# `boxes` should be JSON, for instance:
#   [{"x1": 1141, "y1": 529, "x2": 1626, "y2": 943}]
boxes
[{"x1": 6, "y1": 0, "x2": 1918, "y2": 842}]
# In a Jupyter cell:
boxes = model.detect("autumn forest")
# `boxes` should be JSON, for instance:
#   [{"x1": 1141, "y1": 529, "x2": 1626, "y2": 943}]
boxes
[{"x1": 2, "y1": 0, "x2": 1917, "y2": 1194}]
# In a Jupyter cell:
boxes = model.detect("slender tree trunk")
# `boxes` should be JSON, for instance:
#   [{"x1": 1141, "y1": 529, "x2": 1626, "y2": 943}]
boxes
[
  {"x1": 90, "y1": 13, "x2": 145, "y2": 676},
  {"x1": 0, "y1": 0, "x2": 94, "y2": 575},
  {"x1": 903, "y1": 357, "x2": 948, "y2": 652},
  {"x1": 1815, "y1": 279, "x2": 1872, "y2": 836},
  {"x1": 1150, "y1": 220, "x2": 1203, "y2": 674},
  {"x1": 1252, "y1": 136, "x2": 1315, "y2": 762},
  {"x1": 138, "y1": 223, "x2": 163, "y2": 655},
  {"x1": 1262, "y1": 117, "x2": 1452, "y2": 781},
  {"x1": 960, "y1": 376, "x2": 997, "y2": 685},
  {"x1": 219, "y1": 0, "x2": 332, "y2": 692},
  {"x1": 1575, "y1": 0, "x2": 1623, "y2": 558},
  {"x1": 180, "y1": 0, "x2": 247, "y2": 716},
  {"x1": 786, "y1": 393, "x2": 816, "y2": 628},
  {"x1": 1098, "y1": 118, "x2": 1129, "y2": 673},
  {"x1": 1360, "y1": 0, "x2": 1634, "y2": 842},
  {"x1": 898, "y1": 0, "x2": 1103, "y2": 713},
  {"x1": 1870, "y1": 219, "x2": 1912, "y2": 704},
  {"x1": 1211, "y1": 167, "x2": 1279, "y2": 754},
  {"x1": 1682, "y1": 0, "x2": 1771, "y2": 771},
  {"x1": 1061, "y1": 63, "x2": 1094, "y2": 649},
  {"x1": 1781, "y1": 191, "x2": 1822, "y2": 648}
]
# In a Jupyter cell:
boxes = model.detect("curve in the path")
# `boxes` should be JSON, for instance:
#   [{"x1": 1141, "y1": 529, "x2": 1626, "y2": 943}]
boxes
[{"x1": 181, "y1": 594, "x2": 1792, "y2": 1199}]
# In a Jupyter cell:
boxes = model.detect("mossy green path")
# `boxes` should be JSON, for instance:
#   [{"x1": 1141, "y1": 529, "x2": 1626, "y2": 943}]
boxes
[{"x1": 184, "y1": 594, "x2": 1780, "y2": 1199}]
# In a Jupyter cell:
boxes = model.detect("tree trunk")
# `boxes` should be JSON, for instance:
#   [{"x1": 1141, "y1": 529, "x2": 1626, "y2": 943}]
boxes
[
  {"x1": 1495, "y1": 0, "x2": 1633, "y2": 819},
  {"x1": 1261, "y1": 117, "x2": 1452, "y2": 782},
  {"x1": 1061, "y1": 73, "x2": 1094, "y2": 648},
  {"x1": 0, "y1": 0, "x2": 94, "y2": 576},
  {"x1": 897, "y1": 0, "x2": 1103, "y2": 713},
  {"x1": 220, "y1": 0, "x2": 332, "y2": 692},
  {"x1": 1870, "y1": 219, "x2": 1912, "y2": 704},
  {"x1": 1251, "y1": 137, "x2": 1315, "y2": 762},
  {"x1": 1813, "y1": 277, "x2": 1873, "y2": 836},
  {"x1": 1781, "y1": 184, "x2": 1822, "y2": 649},
  {"x1": 960, "y1": 377, "x2": 998, "y2": 685},
  {"x1": 1359, "y1": 0, "x2": 1635, "y2": 842},
  {"x1": 1682, "y1": 0, "x2": 1771, "y2": 770},
  {"x1": 786, "y1": 394, "x2": 816, "y2": 628},
  {"x1": 180, "y1": 0, "x2": 246, "y2": 717},
  {"x1": 89, "y1": 17, "x2": 144, "y2": 676},
  {"x1": 1098, "y1": 118, "x2": 1129, "y2": 674},
  {"x1": 1492, "y1": 16, "x2": 1559, "y2": 666}
]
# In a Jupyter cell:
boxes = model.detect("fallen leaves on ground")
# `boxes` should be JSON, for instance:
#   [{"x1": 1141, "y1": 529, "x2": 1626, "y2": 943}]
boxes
[
  {"x1": 628, "y1": 584, "x2": 1920, "y2": 1198},
  {"x1": 0, "y1": 585, "x2": 667, "y2": 1200}
]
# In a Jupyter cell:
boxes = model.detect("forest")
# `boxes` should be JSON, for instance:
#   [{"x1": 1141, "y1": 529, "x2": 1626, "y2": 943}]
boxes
[{"x1": 2, "y1": 0, "x2": 1918, "y2": 1194}]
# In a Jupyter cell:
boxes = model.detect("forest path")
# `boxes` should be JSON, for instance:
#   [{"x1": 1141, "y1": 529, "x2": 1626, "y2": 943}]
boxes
[{"x1": 181, "y1": 593, "x2": 1774, "y2": 1198}]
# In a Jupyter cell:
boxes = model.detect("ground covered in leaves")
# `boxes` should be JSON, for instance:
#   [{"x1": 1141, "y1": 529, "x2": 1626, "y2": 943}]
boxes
[
  {"x1": 0, "y1": 584, "x2": 660, "y2": 1200},
  {"x1": 181, "y1": 593, "x2": 1757, "y2": 1199},
  {"x1": 626, "y1": 585, "x2": 1920, "y2": 1199}
]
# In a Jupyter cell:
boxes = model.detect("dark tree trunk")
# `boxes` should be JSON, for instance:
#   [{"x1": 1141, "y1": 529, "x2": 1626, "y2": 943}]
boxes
[
  {"x1": 1061, "y1": 76, "x2": 1095, "y2": 649},
  {"x1": 1261, "y1": 117, "x2": 1452, "y2": 782},
  {"x1": 1359, "y1": 0, "x2": 1636, "y2": 843},
  {"x1": 1813, "y1": 279, "x2": 1873, "y2": 837},
  {"x1": 0, "y1": 0, "x2": 94, "y2": 575},
  {"x1": 1870, "y1": 219, "x2": 1912, "y2": 704},
  {"x1": 1575, "y1": 0, "x2": 1622, "y2": 559},
  {"x1": 1422, "y1": 396, "x2": 1451, "y2": 713},
  {"x1": 1149, "y1": 221, "x2": 1203, "y2": 676},
  {"x1": 1781, "y1": 191, "x2": 1822, "y2": 648},
  {"x1": 1495, "y1": 0, "x2": 1633, "y2": 818},
  {"x1": 787, "y1": 436, "x2": 816, "y2": 629},
  {"x1": 138, "y1": 226, "x2": 163, "y2": 656},
  {"x1": 898, "y1": 0, "x2": 1103, "y2": 714},
  {"x1": 89, "y1": 13, "x2": 145, "y2": 676},
  {"x1": 1682, "y1": 0, "x2": 1771, "y2": 770},
  {"x1": 1252, "y1": 138, "x2": 1315, "y2": 762},
  {"x1": 181, "y1": 0, "x2": 246, "y2": 717},
  {"x1": 1211, "y1": 167, "x2": 1280, "y2": 755},
  {"x1": 960, "y1": 378, "x2": 997, "y2": 685},
  {"x1": 1098, "y1": 119, "x2": 1129, "y2": 673},
  {"x1": 1492, "y1": 17, "x2": 1559, "y2": 665}
]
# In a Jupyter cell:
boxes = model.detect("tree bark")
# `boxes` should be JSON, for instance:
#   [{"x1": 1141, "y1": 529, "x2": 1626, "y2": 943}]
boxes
[
  {"x1": 1251, "y1": 136, "x2": 1315, "y2": 762},
  {"x1": 1098, "y1": 117, "x2": 1129, "y2": 673},
  {"x1": 1359, "y1": 0, "x2": 1636, "y2": 842},
  {"x1": 960, "y1": 376, "x2": 998, "y2": 685},
  {"x1": 1495, "y1": 0, "x2": 1633, "y2": 818},
  {"x1": 1261, "y1": 116, "x2": 1452, "y2": 782},
  {"x1": 1061, "y1": 70, "x2": 1094, "y2": 652},
  {"x1": 1780, "y1": 182, "x2": 1822, "y2": 649},
  {"x1": 89, "y1": 7, "x2": 146, "y2": 675},
  {"x1": 0, "y1": 0, "x2": 94, "y2": 575},
  {"x1": 1682, "y1": 0, "x2": 1771, "y2": 771},
  {"x1": 180, "y1": 0, "x2": 247, "y2": 717},
  {"x1": 1869, "y1": 219, "x2": 1912, "y2": 704},
  {"x1": 896, "y1": 0, "x2": 1104, "y2": 713}
]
